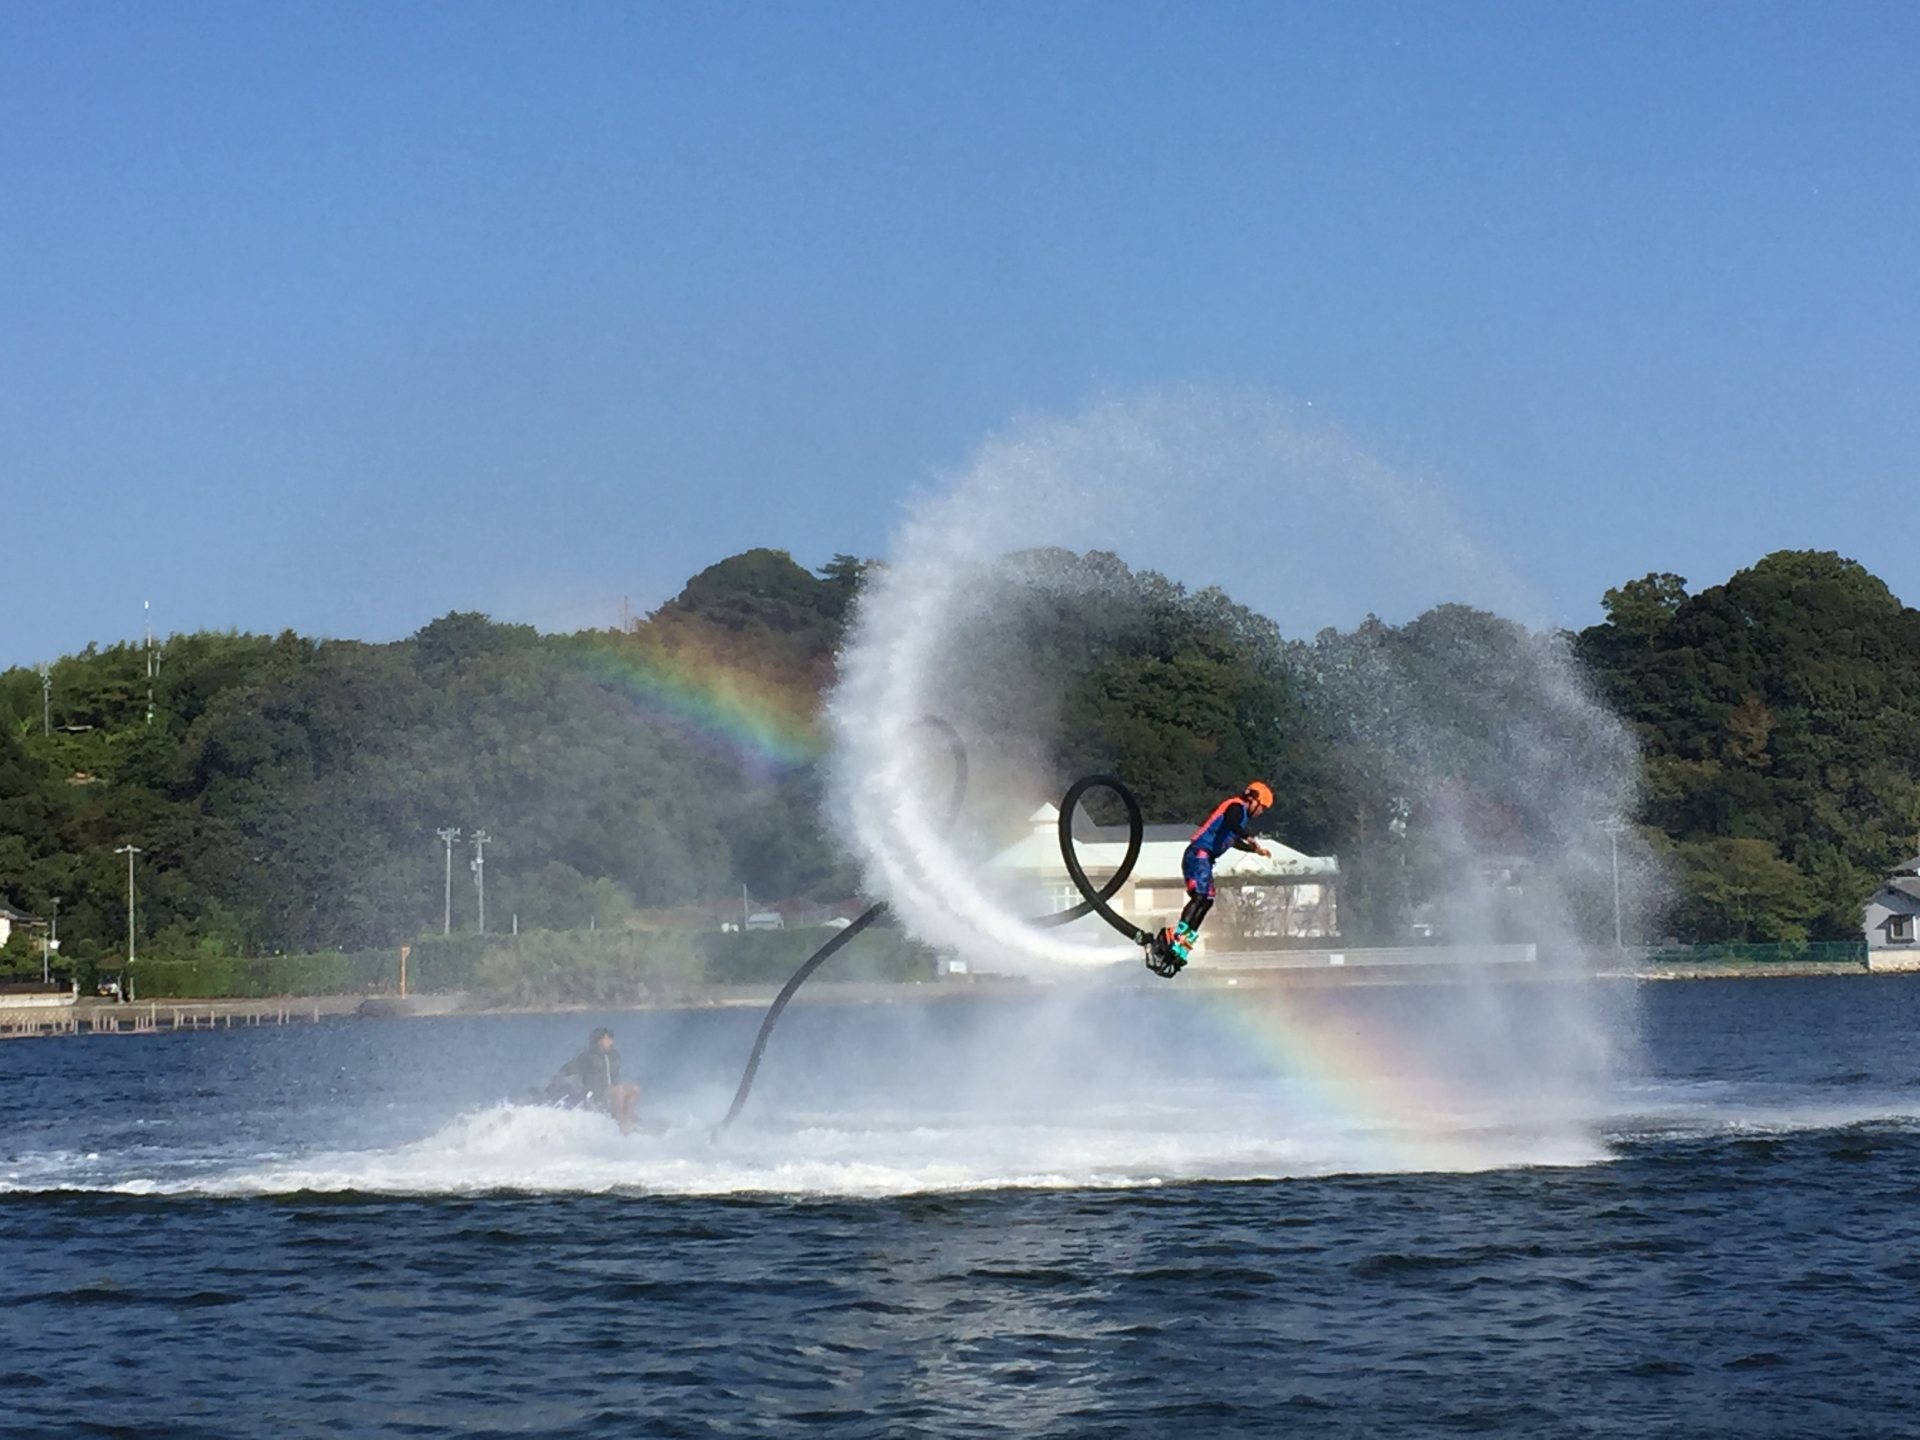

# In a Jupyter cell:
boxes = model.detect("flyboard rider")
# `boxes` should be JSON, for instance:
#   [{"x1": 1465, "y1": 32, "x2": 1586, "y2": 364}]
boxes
[{"x1": 1147, "y1": 780, "x2": 1274, "y2": 976}]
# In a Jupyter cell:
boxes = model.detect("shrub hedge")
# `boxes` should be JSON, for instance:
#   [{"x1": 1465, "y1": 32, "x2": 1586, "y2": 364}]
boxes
[{"x1": 125, "y1": 923, "x2": 937, "y2": 1001}]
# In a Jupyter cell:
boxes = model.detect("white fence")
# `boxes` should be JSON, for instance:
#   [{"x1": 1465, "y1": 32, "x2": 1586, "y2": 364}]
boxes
[{"x1": 1197, "y1": 943, "x2": 1538, "y2": 970}]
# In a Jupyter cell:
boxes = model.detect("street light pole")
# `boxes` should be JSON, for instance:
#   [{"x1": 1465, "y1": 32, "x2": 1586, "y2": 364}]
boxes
[
  {"x1": 436, "y1": 827, "x2": 461, "y2": 934},
  {"x1": 48, "y1": 898, "x2": 59, "y2": 985},
  {"x1": 1602, "y1": 820, "x2": 1625, "y2": 952},
  {"x1": 114, "y1": 844, "x2": 143, "y2": 1000},
  {"x1": 471, "y1": 830, "x2": 491, "y2": 935}
]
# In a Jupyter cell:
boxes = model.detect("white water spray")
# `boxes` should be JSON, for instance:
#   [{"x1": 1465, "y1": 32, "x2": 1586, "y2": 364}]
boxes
[{"x1": 830, "y1": 390, "x2": 1644, "y2": 983}]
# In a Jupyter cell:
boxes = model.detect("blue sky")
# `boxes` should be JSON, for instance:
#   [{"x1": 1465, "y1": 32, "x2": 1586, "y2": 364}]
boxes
[{"x1": 3, "y1": 2, "x2": 1916, "y2": 664}]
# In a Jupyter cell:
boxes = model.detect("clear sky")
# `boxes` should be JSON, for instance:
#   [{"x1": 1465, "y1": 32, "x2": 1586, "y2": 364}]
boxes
[{"x1": 3, "y1": 2, "x2": 1916, "y2": 664}]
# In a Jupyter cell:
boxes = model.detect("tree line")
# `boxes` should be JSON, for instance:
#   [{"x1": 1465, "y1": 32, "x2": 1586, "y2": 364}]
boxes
[{"x1": 0, "y1": 545, "x2": 1907, "y2": 978}]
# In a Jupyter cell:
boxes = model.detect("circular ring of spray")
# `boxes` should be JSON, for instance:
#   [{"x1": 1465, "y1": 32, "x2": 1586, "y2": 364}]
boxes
[{"x1": 716, "y1": 729, "x2": 1149, "y2": 1133}]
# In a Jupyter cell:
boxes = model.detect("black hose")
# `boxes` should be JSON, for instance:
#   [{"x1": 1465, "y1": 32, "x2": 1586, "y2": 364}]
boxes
[
  {"x1": 715, "y1": 717, "x2": 964, "y2": 1135},
  {"x1": 714, "y1": 728, "x2": 1149, "y2": 1133},
  {"x1": 715, "y1": 902, "x2": 887, "y2": 1132},
  {"x1": 1044, "y1": 773, "x2": 1153, "y2": 945}
]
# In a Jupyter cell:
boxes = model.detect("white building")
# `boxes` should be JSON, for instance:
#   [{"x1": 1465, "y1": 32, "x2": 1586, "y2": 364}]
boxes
[
  {"x1": 987, "y1": 803, "x2": 1339, "y2": 957},
  {"x1": 1862, "y1": 856, "x2": 1920, "y2": 972},
  {"x1": 0, "y1": 902, "x2": 37, "y2": 950}
]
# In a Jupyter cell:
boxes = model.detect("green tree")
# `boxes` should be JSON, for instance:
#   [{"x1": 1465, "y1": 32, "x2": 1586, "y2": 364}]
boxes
[
  {"x1": 1578, "y1": 549, "x2": 1920, "y2": 939},
  {"x1": 1670, "y1": 838, "x2": 1816, "y2": 943},
  {"x1": 1601, "y1": 572, "x2": 1689, "y2": 644}
]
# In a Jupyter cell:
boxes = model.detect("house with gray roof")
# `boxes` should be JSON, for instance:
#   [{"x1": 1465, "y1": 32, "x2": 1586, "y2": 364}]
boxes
[
  {"x1": 0, "y1": 901, "x2": 38, "y2": 950},
  {"x1": 1861, "y1": 856, "x2": 1920, "y2": 971}
]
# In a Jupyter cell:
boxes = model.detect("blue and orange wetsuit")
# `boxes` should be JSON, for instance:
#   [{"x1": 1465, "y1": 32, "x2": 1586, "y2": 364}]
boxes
[
  {"x1": 1162, "y1": 790, "x2": 1270, "y2": 958},
  {"x1": 1184, "y1": 795, "x2": 1261, "y2": 902}
]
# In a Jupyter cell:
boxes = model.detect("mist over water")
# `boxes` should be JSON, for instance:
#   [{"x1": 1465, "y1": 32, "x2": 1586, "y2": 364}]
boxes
[
  {"x1": 828, "y1": 390, "x2": 1649, "y2": 1163},
  {"x1": 4, "y1": 987, "x2": 1917, "y2": 1203},
  {"x1": 0, "y1": 999, "x2": 1627, "y2": 1200}
]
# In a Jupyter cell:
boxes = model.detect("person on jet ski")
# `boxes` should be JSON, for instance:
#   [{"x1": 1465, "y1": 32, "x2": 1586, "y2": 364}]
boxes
[{"x1": 544, "y1": 1026, "x2": 643, "y2": 1133}]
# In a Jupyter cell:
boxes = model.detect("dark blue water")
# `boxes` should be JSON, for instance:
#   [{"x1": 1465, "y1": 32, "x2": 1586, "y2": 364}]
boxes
[{"x1": 4, "y1": 978, "x2": 1918, "y2": 1438}]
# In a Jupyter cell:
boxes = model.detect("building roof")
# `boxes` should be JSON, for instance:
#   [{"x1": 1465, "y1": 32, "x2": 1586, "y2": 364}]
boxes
[
  {"x1": 1892, "y1": 855, "x2": 1920, "y2": 878},
  {"x1": 989, "y1": 803, "x2": 1338, "y2": 881},
  {"x1": 0, "y1": 901, "x2": 37, "y2": 923},
  {"x1": 1865, "y1": 877, "x2": 1920, "y2": 927}
]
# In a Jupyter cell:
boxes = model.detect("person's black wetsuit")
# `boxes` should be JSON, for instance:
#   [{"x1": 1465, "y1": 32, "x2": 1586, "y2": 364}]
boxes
[{"x1": 545, "y1": 1046, "x2": 623, "y2": 1110}]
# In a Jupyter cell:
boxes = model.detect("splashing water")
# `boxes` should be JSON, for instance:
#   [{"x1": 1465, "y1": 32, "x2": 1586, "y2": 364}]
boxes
[
  {"x1": 832, "y1": 391, "x2": 1640, "y2": 959},
  {"x1": 826, "y1": 389, "x2": 1648, "y2": 1152}
]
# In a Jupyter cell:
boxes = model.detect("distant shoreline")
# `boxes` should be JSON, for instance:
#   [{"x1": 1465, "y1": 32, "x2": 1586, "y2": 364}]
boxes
[
  {"x1": 0, "y1": 979, "x2": 1018, "y2": 1040},
  {"x1": 1597, "y1": 960, "x2": 1887, "y2": 982},
  {"x1": 3, "y1": 961, "x2": 1911, "y2": 1042}
]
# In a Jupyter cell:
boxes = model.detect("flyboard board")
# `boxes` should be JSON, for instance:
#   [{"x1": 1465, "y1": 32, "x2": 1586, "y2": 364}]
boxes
[{"x1": 1142, "y1": 929, "x2": 1189, "y2": 978}]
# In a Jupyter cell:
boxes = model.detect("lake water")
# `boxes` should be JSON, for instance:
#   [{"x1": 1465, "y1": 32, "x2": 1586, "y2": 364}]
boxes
[{"x1": 3, "y1": 975, "x2": 1918, "y2": 1438}]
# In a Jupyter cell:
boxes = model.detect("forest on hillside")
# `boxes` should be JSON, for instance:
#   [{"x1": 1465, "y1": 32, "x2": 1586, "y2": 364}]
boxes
[{"x1": 2, "y1": 545, "x2": 1913, "y2": 978}]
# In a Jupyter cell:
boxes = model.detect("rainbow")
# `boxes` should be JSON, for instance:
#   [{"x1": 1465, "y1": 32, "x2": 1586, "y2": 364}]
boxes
[
  {"x1": 563, "y1": 631, "x2": 825, "y2": 777},
  {"x1": 1187, "y1": 984, "x2": 1534, "y2": 1174}
]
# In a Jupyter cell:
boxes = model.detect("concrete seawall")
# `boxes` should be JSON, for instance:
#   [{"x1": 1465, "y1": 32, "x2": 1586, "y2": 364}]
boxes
[
  {"x1": 5, "y1": 955, "x2": 1908, "y2": 1040},
  {"x1": 0, "y1": 993, "x2": 468, "y2": 1040}
]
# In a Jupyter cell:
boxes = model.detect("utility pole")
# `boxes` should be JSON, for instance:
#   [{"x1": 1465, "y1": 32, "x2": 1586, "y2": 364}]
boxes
[
  {"x1": 742, "y1": 883, "x2": 750, "y2": 931},
  {"x1": 38, "y1": 664, "x2": 50, "y2": 736},
  {"x1": 1602, "y1": 819, "x2": 1626, "y2": 952},
  {"x1": 436, "y1": 827, "x2": 462, "y2": 934},
  {"x1": 114, "y1": 844, "x2": 143, "y2": 1000},
  {"x1": 471, "y1": 830, "x2": 491, "y2": 935},
  {"x1": 144, "y1": 601, "x2": 155, "y2": 726}
]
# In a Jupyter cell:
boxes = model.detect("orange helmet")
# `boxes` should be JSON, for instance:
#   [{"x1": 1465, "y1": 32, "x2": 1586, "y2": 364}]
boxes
[{"x1": 1244, "y1": 780, "x2": 1274, "y2": 810}]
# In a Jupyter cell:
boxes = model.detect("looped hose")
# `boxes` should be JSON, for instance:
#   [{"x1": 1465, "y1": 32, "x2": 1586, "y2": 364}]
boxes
[{"x1": 1044, "y1": 773, "x2": 1151, "y2": 945}]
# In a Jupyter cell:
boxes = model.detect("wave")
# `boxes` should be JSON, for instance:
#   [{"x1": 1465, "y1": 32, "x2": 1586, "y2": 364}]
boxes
[
  {"x1": 1603, "y1": 1079, "x2": 1920, "y2": 1146},
  {"x1": 8, "y1": 1079, "x2": 1915, "y2": 1203},
  {"x1": 3, "y1": 1098, "x2": 1612, "y2": 1200}
]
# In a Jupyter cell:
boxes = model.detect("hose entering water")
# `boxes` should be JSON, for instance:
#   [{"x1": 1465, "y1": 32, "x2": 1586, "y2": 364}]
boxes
[
  {"x1": 715, "y1": 734, "x2": 1149, "y2": 1133},
  {"x1": 713, "y1": 903, "x2": 890, "y2": 1132}
]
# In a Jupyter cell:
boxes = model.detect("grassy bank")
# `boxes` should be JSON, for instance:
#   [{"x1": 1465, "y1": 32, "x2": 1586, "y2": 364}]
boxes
[{"x1": 108, "y1": 925, "x2": 937, "y2": 1004}]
